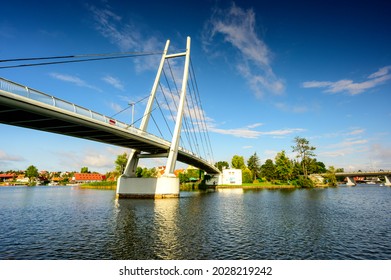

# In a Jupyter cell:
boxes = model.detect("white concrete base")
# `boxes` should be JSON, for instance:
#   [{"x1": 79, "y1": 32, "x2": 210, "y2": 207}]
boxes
[
  {"x1": 385, "y1": 175, "x2": 391, "y2": 186},
  {"x1": 116, "y1": 176, "x2": 180, "y2": 198},
  {"x1": 346, "y1": 176, "x2": 356, "y2": 186}
]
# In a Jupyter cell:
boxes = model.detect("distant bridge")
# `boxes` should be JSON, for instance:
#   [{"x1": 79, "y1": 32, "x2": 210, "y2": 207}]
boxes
[
  {"x1": 335, "y1": 171, "x2": 391, "y2": 186},
  {"x1": 313, "y1": 171, "x2": 391, "y2": 186},
  {"x1": 0, "y1": 37, "x2": 220, "y2": 198}
]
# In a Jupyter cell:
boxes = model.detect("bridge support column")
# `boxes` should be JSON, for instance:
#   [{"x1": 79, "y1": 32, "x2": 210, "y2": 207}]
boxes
[
  {"x1": 385, "y1": 175, "x2": 391, "y2": 186},
  {"x1": 346, "y1": 176, "x2": 356, "y2": 186},
  {"x1": 116, "y1": 37, "x2": 191, "y2": 199},
  {"x1": 116, "y1": 176, "x2": 179, "y2": 198}
]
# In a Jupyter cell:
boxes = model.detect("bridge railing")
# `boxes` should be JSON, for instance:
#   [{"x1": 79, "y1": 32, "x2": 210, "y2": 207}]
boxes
[{"x1": 0, "y1": 77, "x2": 168, "y2": 145}]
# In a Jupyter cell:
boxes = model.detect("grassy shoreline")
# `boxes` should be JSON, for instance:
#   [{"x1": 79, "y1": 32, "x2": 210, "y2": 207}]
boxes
[
  {"x1": 217, "y1": 184, "x2": 297, "y2": 189},
  {"x1": 77, "y1": 180, "x2": 331, "y2": 190},
  {"x1": 79, "y1": 181, "x2": 117, "y2": 190}
]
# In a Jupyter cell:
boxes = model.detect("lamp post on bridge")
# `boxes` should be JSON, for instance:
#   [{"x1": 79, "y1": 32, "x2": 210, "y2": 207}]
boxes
[{"x1": 129, "y1": 102, "x2": 135, "y2": 127}]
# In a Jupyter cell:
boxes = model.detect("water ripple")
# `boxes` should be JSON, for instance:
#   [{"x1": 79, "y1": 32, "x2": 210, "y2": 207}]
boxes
[{"x1": 0, "y1": 185, "x2": 390, "y2": 259}]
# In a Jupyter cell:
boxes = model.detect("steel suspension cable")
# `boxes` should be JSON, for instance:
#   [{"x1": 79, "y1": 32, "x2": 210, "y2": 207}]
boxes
[
  {"x1": 158, "y1": 81, "x2": 176, "y2": 129},
  {"x1": 185, "y1": 82, "x2": 203, "y2": 157},
  {"x1": 161, "y1": 67, "x2": 189, "y2": 151},
  {"x1": 187, "y1": 80, "x2": 207, "y2": 160},
  {"x1": 150, "y1": 113, "x2": 164, "y2": 139},
  {"x1": 190, "y1": 59, "x2": 215, "y2": 163},
  {"x1": 0, "y1": 51, "x2": 162, "y2": 63},
  {"x1": 184, "y1": 94, "x2": 201, "y2": 157},
  {"x1": 154, "y1": 94, "x2": 173, "y2": 139},
  {"x1": 110, "y1": 94, "x2": 149, "y2": 119},
  {"x1": 166, "y1": 60, "x2": 195, "y2": 155},
  {"x1": 187, "y1": 68, "x2": 208, "y2": 158},
  {"x1": 0, "y1": 52, "x2": 161, "y2": 69}
]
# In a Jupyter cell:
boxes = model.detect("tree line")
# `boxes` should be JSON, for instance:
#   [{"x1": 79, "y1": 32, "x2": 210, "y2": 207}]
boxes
[
  {"x1": 3, "y1": 137, "x2": 342, "y2": 188},
  {"x1": 215, "y1": 137, "x2": 343, "y2": 187}
]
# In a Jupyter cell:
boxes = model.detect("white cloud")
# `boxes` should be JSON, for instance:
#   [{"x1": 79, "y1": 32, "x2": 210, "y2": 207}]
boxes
[
  {"x1": 203, "y1": 2, "x2": 284, "y2": 98},
  {"x1": 368, "y1": 66, "x2": 391, "y2": 79},
  {"x1": 88, "y1": 4, "x2": 136, "y2": 51},
  {"x1": 208, "y1": 121, "x2": 305, "y2": 139},
  {"x1": 87, "y1": 4, "x2": 162, "y2": 72},
  {"x1": 208, "y1": 125, "x2": 262, "y2": 139},
  {"x1": 274, "y1": 102, "x2": 309, "y2": 113},
  {"x1": 110, "y1": 102, "x2": 123, "y2": 113},
  {"x1": 346, "y1": 128, "x2": 365, "y2": 135},
  {"x1": 302, "y1": 66, "x2": 391, "y2": 95},
  {"x1": 341, "y1": 139, "x2": 368, "y2": 147},
  {"x1": 0, "y1": 150, "x2": 24, "y2": 162},
  {"x1": 82, "y1": 153, "x2": 113, "y2": 168},
  {"x1": 247, "y1": 123, "x2": 263, "y2": 129},
  {"x1": 102, "y1": 75, "x2": 124, "y2": 91},
  {"x1": 262, "y1": 128, "x2": 306, "y2": 136},
  {"x1": 50, "y1": 73, "x2": 101, "y2": 92},
  {"x1": 370, "y1": 143, "x2": 391, "y2": 162}
]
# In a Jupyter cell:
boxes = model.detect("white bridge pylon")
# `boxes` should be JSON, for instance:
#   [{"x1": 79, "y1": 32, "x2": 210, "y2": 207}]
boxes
[{"x1": 117, "y1": 36, "x2": 193, "y2": 198}]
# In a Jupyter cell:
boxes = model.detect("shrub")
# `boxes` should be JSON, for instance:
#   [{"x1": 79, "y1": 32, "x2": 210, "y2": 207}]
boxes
[{"x1": 297, "y1": 176, "x2": 314, "y2": 188}]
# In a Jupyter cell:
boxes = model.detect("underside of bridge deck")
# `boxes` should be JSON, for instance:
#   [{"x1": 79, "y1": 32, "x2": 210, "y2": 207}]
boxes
[
  {"x1": 0, "y1": 101, "x2": 167, "y2": 153},
  {"x1": 0, "y1": 96, "x2": 219, "y2": 174}
]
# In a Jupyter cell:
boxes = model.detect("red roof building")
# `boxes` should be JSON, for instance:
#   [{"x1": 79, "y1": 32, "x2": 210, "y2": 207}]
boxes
[
  {"x1": 73, "y1": 173, "x2": 106, "y2": 182},
  {"x1": 0, "y1": 173, "x2": 15, "y2": 181}
]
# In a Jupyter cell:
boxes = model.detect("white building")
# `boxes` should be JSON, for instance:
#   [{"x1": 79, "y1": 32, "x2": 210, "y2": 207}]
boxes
[
  {"x1": 207, "y1": 168, "x2": 243, "y2": 186},
  {"x1": 221, "y1": 169, "x2": 242, "y2": 185}
]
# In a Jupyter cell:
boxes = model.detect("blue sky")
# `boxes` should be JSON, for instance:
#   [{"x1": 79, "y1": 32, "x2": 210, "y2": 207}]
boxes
[{"x1": 1, "y1": 0, "x2": 390, "y2": 173}]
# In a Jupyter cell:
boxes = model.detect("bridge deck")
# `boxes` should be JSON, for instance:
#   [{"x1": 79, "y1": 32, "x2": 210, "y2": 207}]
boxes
[{"x1": 0, "y1": 78, "x2": 219, "y2": 174}]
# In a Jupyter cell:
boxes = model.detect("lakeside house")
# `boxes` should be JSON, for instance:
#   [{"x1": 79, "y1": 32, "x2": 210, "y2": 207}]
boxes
[
  {"x1": 72, "y1": 173, "x2": 106, "y2": 183},
  {"x1": 221, "y1": 169, "x2": 242, "y2": 185},
  {"x1": 206, "y1": 169, "x2": 242, "y2": 186},
  {"x1": 16, "y1": 174, "x2": 29, "y2": 184},
  {"x1": 0, "y1": 173, "x2": 16, "y2": 185}
]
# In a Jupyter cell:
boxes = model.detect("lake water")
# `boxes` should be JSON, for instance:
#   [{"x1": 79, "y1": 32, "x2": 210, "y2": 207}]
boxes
[{"x1": 0, "y1": 184, "x2": 390, "y2": 260}]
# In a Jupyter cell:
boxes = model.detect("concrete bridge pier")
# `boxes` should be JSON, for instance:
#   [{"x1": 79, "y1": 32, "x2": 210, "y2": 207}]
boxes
[
  {"x1": 385, "y1": 175, "x2": 391, "y2": 186},
  {"x1": 116, "y1": 176, "x2": 179, "y2": 198},
  {"x1": 346, "y1": 176, "x2": 356, "y2": 186}
]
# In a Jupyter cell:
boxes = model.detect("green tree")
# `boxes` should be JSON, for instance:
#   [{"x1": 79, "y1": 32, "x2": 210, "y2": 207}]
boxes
[
  {"x1": 292, "y1": 136, "x2": 316, "y2": 178},
  {"x1": 261, "y1": 159, "x2": 276, "y2": 181},
  {"x1": 179, "y1": 172, "x2": 190, "y2": 184},
  {"x1": 324, "y1": 166, "x2": 338, "y2": 187},
  {"x1": 247, "y1": 152, "x2": 261, "y2": 180},
  {"x1": 80, "y1": 167, "x2": 89, "y2": 173},
  {"x1": 141, "y1": 167, "x2": 158, "y2": 178},
  {"x1": 308, "y1": 158, "x2": 327, "y2": 174},
  {"x1": 186, "y1": 168, "x2": 201, "y2": 181},
  {"x1": 115, "y1": 153, "x2": 128, "y2": 174},
  {"x1": 315, "y1": 160, "x2": 327, "y2": 173},
  {"x1": 136, "y1": 167, "x2": 143, "y2": 177},
  {"x1": 215, "y1": 161, "x2": 229, "y2": 171},
  {"x1": 231, "y1": 155, "x2": 246, "y2": 170},
  {"x1": 25, "y1": 165, "x2": 39, "y2": 186},
  {"x1": 242, "y1": 168, "x2": 253, "y2": 184},
  {"x1": 292, "y1": 160, "x2": 302, "y2": 178},
  {"x1": 335, "y1": 167, "x2": 345, "y2": 182},
  {"x1": 274, "y1": 150, "x2": 293, "y2": 182}
]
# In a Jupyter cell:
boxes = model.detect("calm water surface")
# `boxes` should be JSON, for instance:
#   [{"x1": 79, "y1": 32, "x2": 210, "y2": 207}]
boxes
[{"x1": 0, "y1": 185, "x2": 390, "y2": 260}]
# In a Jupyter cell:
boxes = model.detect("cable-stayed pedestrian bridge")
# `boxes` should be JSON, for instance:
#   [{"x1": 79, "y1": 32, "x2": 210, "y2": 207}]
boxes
[
  {"x1": 0, "y1": 37, "x2": 220, "y2": 198},
  {"x1": 0, "y1": 77, "x2": 218, "y2": 174}
]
